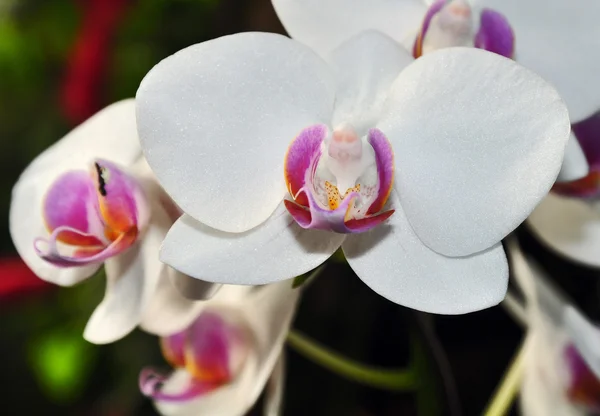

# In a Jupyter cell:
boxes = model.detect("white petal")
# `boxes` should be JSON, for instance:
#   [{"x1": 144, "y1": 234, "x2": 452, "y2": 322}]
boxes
[
  {"x1": 168, "y1": 271, "x2": 222, "y2": 301},
  {"x1": 520, "y1": 331, "x2": 580, "y2": 416},
  {"x1": 327, "y1": 31, "x2": 415, "y2": 133},
  {"x1": 528, "y1": 194, "x2": 600, "y2": 268},
  {"x1": 474, "y1": 0, "x2": 600, "y2": 122},
  {"x1": 84, "y1": 187, "x2": 172, "y2": 344},
  {"x1": 10, "y1": 99, "x2": 140, "y2": 285},
  {"x1": 563, "y1": 306, "x2": 600, "y2": 379},
  {"x1": 263, "y1": 355, "x2": 286, "y2": 416},
  {"x1": 272, "y1": 0, "x2": 427, "y2": 58},
  {"x1": 342, "y1": 193, "x2": 508, "y2": 314},
  {"x1": 139, "y1": 268, "x2": 220, "y2": 337},
  {"x1": 378, "y1": 47, "x2": 570, "y2": 257},
  {"x1": 159, "y1": 204, "x2": 344, "y2": 285},
  {"x1": 156, "y1": 280, "x2": 300, "y2": 416},
  {"x1": 556, "y1": 133, "x2": 589, "y2": 182},
  {"x1": 136, "y1": 32, "x2": 336, "y2": 233}
]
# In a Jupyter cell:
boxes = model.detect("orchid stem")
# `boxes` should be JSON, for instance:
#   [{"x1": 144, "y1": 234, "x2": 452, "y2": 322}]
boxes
[
  {"x1": 483, "y1": 341, "x2": 526, "y2": 416},
  {"x1": 286, "y1": 330, "x2": 415, "y2": 391}
]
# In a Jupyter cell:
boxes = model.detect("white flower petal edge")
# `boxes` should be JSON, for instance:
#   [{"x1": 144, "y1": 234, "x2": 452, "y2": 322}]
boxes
[
  {"x1": 506, "y1": 240, "x2": 590, "y2": 416},
  {"x1": 83, "y1": 194, "x2": 167, "y2": 344},
  {"x1": 327, "y1": 30, "x2": 415, "y2": 132},
  {"x1": 563, "y1": 307, "x2": 600, "y2": 379},
  {"x1": 343, "y1": 193, "x2": 508, "y2": 314},
  {"x1": 159, "y1": 204, "x2": 345, "y2": 285},
  {"x1": 474, "y1": 0, "x2": 600, "y2": 122},
  {"x1": 10, "y1": 99, "x2": 140, "y2": 285},
  {"x1": 263, "y1": 355, "x2": 286, "y2": 416},
  {"x1": 379, "y1": 47, "x2": 570, "y2": 257},
  {"x1": 556, "y1": 133, "x2": 589, "y2": 182},
  {"x1": 136, "y1": 32, "x2": 336, "y2": 233},
  {"x1": 155, "y1": 281, "x2": 300, "y2": 416},
  {"x1": 271, "y1": 0, "x2": 427, "y2": 58},
  {"x1": 528, "y1": 194, "x2": 600, "y2": 268}
]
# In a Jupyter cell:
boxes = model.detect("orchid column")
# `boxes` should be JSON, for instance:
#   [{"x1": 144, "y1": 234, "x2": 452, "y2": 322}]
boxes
[{"x1": 136, "y1": 30, "x2": 569, "y2": 314}]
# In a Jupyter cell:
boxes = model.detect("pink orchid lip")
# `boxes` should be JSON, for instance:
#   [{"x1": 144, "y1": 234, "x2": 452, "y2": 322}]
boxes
[
  {"x1": 140, "y1": 310, "x2": 251, "y2": 403},
  {"x1": 564, "y1": 344, "x2": 600, "y2": 412},
  {"x1": 34, "y1": 159, "x2": 146, "y2": 268},
  {"x1": 283, "y1": 124, "x2": 395, "y2": 234},
  {"x1": 413, "y1": 0, "x2": 514, "y2": 59}
]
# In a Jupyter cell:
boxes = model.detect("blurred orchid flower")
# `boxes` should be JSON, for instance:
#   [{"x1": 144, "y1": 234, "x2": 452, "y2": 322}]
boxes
[
  {"x1": 10, "y1": 100, "x2": 218, "y2": 344},
  {"x1": 139, "y1": 280, "x2": 299, "y2": 416},
  {"x1": 272, "y1": 0, "x2": 600, "y2": 181},
  {"x1": 528, "y1": 115, "x2": 600, "y2": 268},
  {"x1": 136, "y1": 30, "x2": 569, "y2": 314},
  {"x1": 508, "y1": 240, "x2": 600, "y2": 415}
]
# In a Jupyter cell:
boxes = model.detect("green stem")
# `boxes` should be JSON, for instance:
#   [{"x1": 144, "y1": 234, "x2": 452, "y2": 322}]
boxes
[
  {"x1": 287, "y1": 330, "x2": 416, "y2": 391},
  {"x1": 483, "y1": 342, "x2": 526, "y2": 416}
]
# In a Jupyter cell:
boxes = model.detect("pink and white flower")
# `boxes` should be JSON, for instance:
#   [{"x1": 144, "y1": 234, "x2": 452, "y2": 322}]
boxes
[
  {"x1": 139, "y1": 281, "x2": 299, "y2": 416},
  {"x1": 10, "y1": 100, "x2": 217, "y2": 344},
  {"x1": 508, "y1": 240, "x2": 600, "y2": 415},
  {"x1": 136, "y1": 31, "x2": 569, "y2": 314}
]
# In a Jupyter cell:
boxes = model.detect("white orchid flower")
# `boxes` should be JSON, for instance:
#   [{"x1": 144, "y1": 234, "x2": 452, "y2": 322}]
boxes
[
  {"x1": 9, "y1": 100, "x2": 218, "y2": 344},
  {"x1": 136, "y1": 30, "x2": 569, "y2": 314},
  {"x1": 272, "y1": 0, "x2": 600, "y2": 181},
  {"x1": 139, "y1": 280, "x2": 299, "y2": 416},
  {"x1": 508, "y1": 240, "x2": 600, "y2": 415},
  {"x1": 528, "y1": 117, "x2": 600, "y2": 267}
]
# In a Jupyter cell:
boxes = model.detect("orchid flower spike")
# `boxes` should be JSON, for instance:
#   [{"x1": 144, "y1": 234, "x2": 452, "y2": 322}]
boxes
[
  {"x1": 139, "y1": 281, "x2": 299, "y2": 416},
  {"x1": 272, "y1": 0, "x2": 600, "y2": 181},
  {"x1": 136, "y1": 31, "x2": 569, "y2": 314},
  {"x1": 507, "y1": 239, "x2": 600, "y2": 415},
  {"x1": 9, "y1": 100, "x2": 219, "y2": 344}
]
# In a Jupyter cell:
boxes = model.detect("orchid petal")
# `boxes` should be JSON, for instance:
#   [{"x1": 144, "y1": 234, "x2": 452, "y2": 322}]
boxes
[
  {"x1": 528, "y1": 194, "x2": 600, "y2": 268},
  {"x1": 473, "y1": 0, "x2": 600, "y2": 122},
  {"x1": 378, "y1": 47, "x2": 570, "y2": 257},
  {"x1": 563, "y1": 307, "x2": 600, "y2": 380},
  {"x1": 474, "y1": 8, "x2": 515, "y2": 58},
  {"x1": 154, "y1": 281, "x2": 300, "y2": 416},
  {"x1": 508, "y1": 243, "x2": 594, "y2": 415},
  {"x1": 159, "y1": 204, "x2": 344, "y2": 285},
  {"x1": 326, "y1": 31, "x2": 415, "y2": 133},
  {"x1": 342, "y1": 193, "x2": 508, "y2": 314},
  {"x1": 83, "y1": 190, "x2": 170, "y2": 344},
  {"x1": 556, "y1": 133, "x2": 589, "y2": 183},
  {"x1": 136, "y1": 32, "x2": 336, "y2": 233},
  {"x1": 10, "y1": 99, "x2": 140, "y2": 285},
  {"x1": 264, "y1": 355, "x2": 286, "y2": 416},
  {"x1": 139, "y1": 268, "x2": 218, "y2": 337},
  {"x1": 272, "y1": 0, "x2": 427, "y2": 58}
]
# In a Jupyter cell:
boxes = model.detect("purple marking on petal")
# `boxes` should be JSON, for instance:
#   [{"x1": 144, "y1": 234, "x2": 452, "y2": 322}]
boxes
[
  {"x1": 185, "y1": 311, "x2": 243, "y2": 384},
  {"x1": 139, "y1": 368, "x2": 217, "y2": 402},
  {"x1": 286, "y1": 189, "x2": 364, "y2": 234},
  {"x1": 474, "y1": 9, "x2": 515, "y2": 58},
  {"x1": 413, "y1": 0, "x2": 447, "y2": 58},
  {"x1": 284, "y1": 125, "x2": 327, "y2": 207},
  {"x1": 366, "y1": 129, "x2": 394, "y2": 215},
  {"x1": 573, "y1": 113, "x2": 600, "y2": 171},
  {"x1": 345, "y1": 210, "x2": 395, "y2": 233},
  {"x1": 284, "y1": 199, "x2": 313, "y2": 228},
  {"x1": 564, "y1": 344, "x2": 600, "y2": 412},
  {"x1": 42, "y1": 170, "x2": 104, "y2": 246},
  {"x1": 34, "y1": 227, "x2": 136, "y2": 267},
  {"x1": 93, "y1": 159, "x2": 145, "y2": 235},
  {"x1": 552, "y1": 114, "x2": 600, "y2": 198},
  {"x1": 161, "y1": 331, "x2": 187, "y2": 369}
]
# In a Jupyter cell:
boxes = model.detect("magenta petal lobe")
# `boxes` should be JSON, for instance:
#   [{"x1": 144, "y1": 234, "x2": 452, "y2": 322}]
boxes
[{"x1": 474, "y1": 9, "x2": 515, "y2": 58}]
